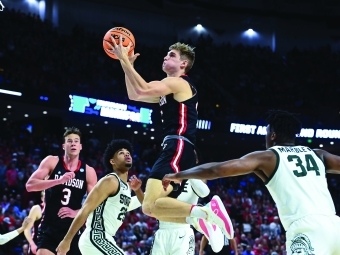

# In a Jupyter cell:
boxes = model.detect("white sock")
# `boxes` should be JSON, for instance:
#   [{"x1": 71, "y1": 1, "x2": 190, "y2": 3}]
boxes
[{"x1": 189, "y1": 205, "x2": 207, "y2": 219}]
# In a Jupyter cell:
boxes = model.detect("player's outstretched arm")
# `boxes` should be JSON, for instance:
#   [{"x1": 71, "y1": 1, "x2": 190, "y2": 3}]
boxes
[
  {"x1": 56, "y1": 175, "x2": 119, "y2": 255},
  {"x1": 85, "y1": 165, "x2": 98, "y2": 194},
  {"x1": 24, "y1": 205, "x2": 41, "y2": 253},
  {"x1": 0, "y1": 217, "x2": 32, "y2": 245},
  {"x1": 127, "y1": 175, "x2": 143, "y2": 212},
  {"x1": 315, "y1": 149, "x2": 340, "y2": 174},
  {"x1": 162, "y1": 151, "x2": 274, "y2": 187},
  {"x1": 123, "y1": 53, "x2": 159, "y2": 103},
  {"x1": 109, "y1": 35, "x2": 184, "y2": 103},
  {"x1": 26, "y1": 156, "x2": 64, "y2": 192},
  {"x1": 123, "y1": 51, "x2": 158, "y2": 103}
]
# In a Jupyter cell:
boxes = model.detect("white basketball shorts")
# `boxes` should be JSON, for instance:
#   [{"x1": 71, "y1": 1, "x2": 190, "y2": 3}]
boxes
[
  {"x1": 286, "y1": 214, "x2": 340, "y2": 255},
  {"x1": 150, "y1": 224, "x2": 195, "y2": 255},
  {"x1": 78, "y1": 228, "x2": 124, "y2": 255}
]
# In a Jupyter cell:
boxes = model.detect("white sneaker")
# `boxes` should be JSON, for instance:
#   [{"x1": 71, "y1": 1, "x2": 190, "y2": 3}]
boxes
[
  {"x1": 202, "y1": 195, "x2": 234, "y2": 239},
  {"x1": 191, "y1": 217, "x2": 224, "y2": 253}
]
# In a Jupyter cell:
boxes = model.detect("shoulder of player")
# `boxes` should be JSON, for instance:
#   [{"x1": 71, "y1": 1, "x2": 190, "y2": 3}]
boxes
[
  {"x1": 85, "y1": 164, "x2": 98, "y2": 185},
  {"x1": 97, "y1": 175, "x2": 119, "y2": 195},
  {"x1": 85, "y1": 164, "x2": 96, "y2": 173},
  {"x1": 162, "y1": 77, "x2": 187, "y2": 89},
  {"x1": 242, "y1": 150, "x2": 275, "y2": 161},
  {"x1": 98, "y1": 174, "x2": 120, "y2": 191},
  {"x1": 40, "y1": 155, "x2": 59, "y2": 172},
  {"x1": 44, "y1": 155, "x2": 59, "y2": 164},
  {"x1": 28, "y1": 205, "x2": 42, "y2": 219},
  {"x1": 312, "y1": 148, "x2": 324, "y2": 157}
]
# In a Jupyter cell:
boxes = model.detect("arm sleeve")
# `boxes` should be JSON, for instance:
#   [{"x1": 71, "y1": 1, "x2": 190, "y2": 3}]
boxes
[
  {"x1": 189, "y1": 179, "x2": 210, "y2": 198},
  {"x1": 0, "y1": 230, "x2": 19, "y2": 245},
  {"x1": 127, "y1": 196, "x2": 142, "y2": 212}
]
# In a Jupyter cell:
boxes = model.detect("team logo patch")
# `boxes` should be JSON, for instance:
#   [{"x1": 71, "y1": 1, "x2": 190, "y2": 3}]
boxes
[
  {"x1": 80, "y1": 168, "x2": 84, "y2": 172},
  {"x1": 290, "y1": 233, "x2": 315, "y2": 255}
]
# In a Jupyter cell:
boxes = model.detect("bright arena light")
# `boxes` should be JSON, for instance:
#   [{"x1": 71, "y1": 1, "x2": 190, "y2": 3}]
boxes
[
  {"x1": 0, "y1": 89, "x2": 22, "y2": 96},
  {"x1": 242, "y1": 28, "x2": 259, "y2": 39},
  {"x1": 194, "y1": 24, "x2": 206, "y2": 33}
]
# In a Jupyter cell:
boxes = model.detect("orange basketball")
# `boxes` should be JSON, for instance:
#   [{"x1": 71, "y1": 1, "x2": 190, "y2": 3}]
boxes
[{"x1": 103, "y1": 27, "x2": 135, "y2": 60}]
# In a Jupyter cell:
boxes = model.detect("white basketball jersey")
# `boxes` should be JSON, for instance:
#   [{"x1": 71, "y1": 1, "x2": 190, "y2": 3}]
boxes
[
  {"x1": 85, "y1": 173, "x2": 131, "y2": 236},
  {"x1": 266, "y1": 146, "x2": 335, "y2": 230}
]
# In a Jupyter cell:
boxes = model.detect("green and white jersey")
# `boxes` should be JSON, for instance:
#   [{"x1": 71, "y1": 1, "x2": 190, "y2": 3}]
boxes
[
  {"x1": 266, "y1": 146, "x2": 335, "y2": 230},
  {"x1": 85, "y1": 173, "x2": 131, "y2": 236}
]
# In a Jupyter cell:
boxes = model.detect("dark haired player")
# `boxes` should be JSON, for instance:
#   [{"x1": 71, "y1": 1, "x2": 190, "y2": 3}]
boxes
[{"x1": 163, "y1": 110, "x2": 340, "y2": 255}]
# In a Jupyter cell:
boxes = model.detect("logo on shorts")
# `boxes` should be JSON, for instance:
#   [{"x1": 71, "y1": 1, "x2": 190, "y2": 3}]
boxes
[
  {"x1": 0, "y1": 1, "x2": 5, "y2": 11},
  {"x1": 290, "y1": 233, "x2": 315, "y2": 255}
]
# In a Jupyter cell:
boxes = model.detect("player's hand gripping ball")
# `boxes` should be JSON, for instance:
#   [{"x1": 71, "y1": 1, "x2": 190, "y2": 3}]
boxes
[{"x1": 103, "y1": 27, "x2": 135, "y2": 59}]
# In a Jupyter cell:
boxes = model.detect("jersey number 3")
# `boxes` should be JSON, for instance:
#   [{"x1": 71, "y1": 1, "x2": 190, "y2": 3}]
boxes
[
  {"x1": 288, "y1": 154, "x2": 320, "y2": 177},
  {"x1": 61, "y1": 188, "x2": 71, "y2": 205}
]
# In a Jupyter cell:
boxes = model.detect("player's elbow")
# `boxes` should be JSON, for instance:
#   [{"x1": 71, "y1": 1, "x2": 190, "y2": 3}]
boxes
[
  {"x1": 25, "y1": 182, "x2": 34, "y2": 192},
  {"x1": 135, "y1": 87, "x2": 154, "y2": 98},
  {"x1": 135, "y1": 88, "x2": 145, "y2": 97},
  {"x1": 26, "y1": 179, "x2": 38, "y2": 192},
  {"x1": 127, "y1": 92, "x2": 138, "y2": 101}
]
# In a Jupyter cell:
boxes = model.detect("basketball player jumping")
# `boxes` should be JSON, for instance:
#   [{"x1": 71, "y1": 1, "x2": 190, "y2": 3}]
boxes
[
  {"x1": 163, "y1": 110, "x2": 340, "y2": 255},
  {"x1": 56, "y1": 139, "x2": 144, "y2": 255},
  {"x1": 26, "y1": 127, "x2": 97, "y2": 255},
  {"x1": 106, "y1": 36, "x2": 233, "y2": 240},
  {"x1": 24, "y1": 191, "x2": 45, "y2": 255},
  {"x1": 151, "y1": 179, "x2": 225, "y2": 255}
]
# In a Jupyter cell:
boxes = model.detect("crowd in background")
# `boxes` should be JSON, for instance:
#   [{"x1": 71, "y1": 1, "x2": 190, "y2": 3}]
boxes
[{"x1": 1, "y1": 8, "x2": 340, "y2": 255}]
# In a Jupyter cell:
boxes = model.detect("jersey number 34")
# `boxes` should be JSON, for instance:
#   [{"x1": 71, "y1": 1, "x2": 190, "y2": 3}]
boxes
[{"x1": 288, "y1": 154, "x2": 320, "y2": 177}]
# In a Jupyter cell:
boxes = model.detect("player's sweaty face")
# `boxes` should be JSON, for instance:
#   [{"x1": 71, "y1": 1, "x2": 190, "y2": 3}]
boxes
[{"x1": 63, "y1": 134, "x2": 82, "y2": 155}]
